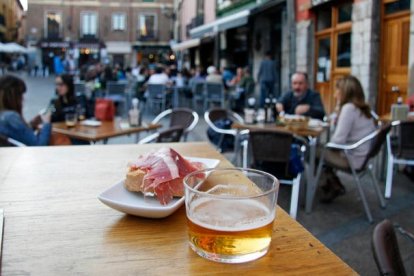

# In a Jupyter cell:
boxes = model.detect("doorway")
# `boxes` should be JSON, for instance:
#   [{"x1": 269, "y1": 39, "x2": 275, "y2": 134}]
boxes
[{"x1": 378, "y1": 0, "x2": 411, "y2": 115}]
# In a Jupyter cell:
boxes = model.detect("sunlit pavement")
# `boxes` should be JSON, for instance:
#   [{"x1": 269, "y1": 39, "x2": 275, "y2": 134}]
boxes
[{"x1": 14, "y1": 72, "x2": 414, "y2": 275}]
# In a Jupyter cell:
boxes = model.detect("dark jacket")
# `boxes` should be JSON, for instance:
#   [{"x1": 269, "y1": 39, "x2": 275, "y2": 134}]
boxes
[
  {"x1": 0, "y1": 111, "x2": 51, "y2": 146},
  {"x1": 278, "y1": 90, "x2": 325, "y2": 120},
  {"x1": 50, "y1": 94, "x2": 89, "y2": 122}
]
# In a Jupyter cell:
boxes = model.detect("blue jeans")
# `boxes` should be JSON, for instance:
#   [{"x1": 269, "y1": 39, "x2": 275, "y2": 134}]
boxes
[{"x1": 260, "y1": 80, "x2": 275, "y2": 107}]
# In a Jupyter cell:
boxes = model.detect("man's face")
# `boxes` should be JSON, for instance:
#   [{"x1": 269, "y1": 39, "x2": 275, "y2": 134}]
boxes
[{"x1": 291, "y1": 74, "x2": 308, "y2": 97}]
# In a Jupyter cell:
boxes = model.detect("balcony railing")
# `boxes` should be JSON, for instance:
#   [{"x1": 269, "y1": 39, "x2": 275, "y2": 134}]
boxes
[
  {"x1": 186, "y1": 15, "x2": 204, "y2": 37},
  {"x1": 137, "y1": 30, "x2": 159, "y2": 41}
]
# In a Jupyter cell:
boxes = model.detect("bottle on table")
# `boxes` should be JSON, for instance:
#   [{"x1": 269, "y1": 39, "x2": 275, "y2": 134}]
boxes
[
  {"x1": 244, "y1": 97, "x2": 256, "y2": 124},
  {"x1": 129, "y1": 98, "x2": 141, "y2": 126},
  {"x1": 271, "y1": 97, "x2": 278, "y2": 122},
  {"x1": 265, "y1": 98, "x2": 273, "y2": 123}
]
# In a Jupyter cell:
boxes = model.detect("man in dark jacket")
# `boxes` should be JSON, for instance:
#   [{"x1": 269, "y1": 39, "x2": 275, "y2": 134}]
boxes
[
  {"x1": 276, "y1": 72, "x2": 325, "y2": 120},
  {"x1": 257, "y1": 51, "x2": 277, "y2": 107}
]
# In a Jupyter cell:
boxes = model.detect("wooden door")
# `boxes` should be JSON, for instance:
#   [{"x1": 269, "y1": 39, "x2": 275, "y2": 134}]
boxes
[{"x1": 378, "y1": 2, "x2": 411, "y2": 115}]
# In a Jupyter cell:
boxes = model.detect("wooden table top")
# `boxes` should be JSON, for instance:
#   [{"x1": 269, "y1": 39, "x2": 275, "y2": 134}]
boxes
[
  {"x1": 0, "y1": 143, "x2": 355, "y2": 275},
  {"x1": 232, "y1": 122, "x2": 326, "y2": 137},
  {"x1": 52, "y1": 121, "x2": 161, "y2": 142}
]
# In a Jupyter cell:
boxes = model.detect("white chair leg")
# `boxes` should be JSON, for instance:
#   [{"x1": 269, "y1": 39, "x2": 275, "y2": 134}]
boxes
[
  {"x1": 385, "y1": 155, "x2": 394, "y2": 199},
  {"x1": 242, "y1": 140, "x2": 248, "y2": 169},
  {"x1": 289, "y1": 174, "x2": 301, "y2": 220},
  {"x1": 368, "y1": 165, "x2": 386, "y2": 208}
]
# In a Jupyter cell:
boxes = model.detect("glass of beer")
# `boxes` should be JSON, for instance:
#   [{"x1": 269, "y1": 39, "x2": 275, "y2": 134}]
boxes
[
  {"x1": 183, "y1": 168, "x2": 279, "y2": 263},
  {"x1": 65, "y1": 113, "x2": 77, "y2": 127}
]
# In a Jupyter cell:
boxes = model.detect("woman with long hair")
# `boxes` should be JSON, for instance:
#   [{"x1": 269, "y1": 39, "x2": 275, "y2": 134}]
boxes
[
  {"x1": 50, "y1": 74, "x2": 78, "y2": 122},
  {"x1": 0, "y1": 75, "x2": 51, "y2": 145},
  {"x1": 321, "y1": 75, "x2": 377, "y2": 203}
]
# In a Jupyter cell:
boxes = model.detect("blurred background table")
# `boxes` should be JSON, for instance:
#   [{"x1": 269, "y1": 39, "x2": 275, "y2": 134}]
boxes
[
  {"x1": 0, "y1": 142, "x2": 355, "y2": 275},
  {"x1": 52, "y1": 121, "x2": 161, "y2": 144}
]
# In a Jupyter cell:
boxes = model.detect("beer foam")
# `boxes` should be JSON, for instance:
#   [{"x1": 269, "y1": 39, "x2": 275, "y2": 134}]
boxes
[{"x1": 188, "y1": 198, "x2": 275, "y2": 232}]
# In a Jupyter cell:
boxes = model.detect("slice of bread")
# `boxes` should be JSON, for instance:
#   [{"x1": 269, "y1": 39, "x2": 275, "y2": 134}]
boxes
[{"x1": 124, "y1": 169, "x2": 146, "y2": 193}]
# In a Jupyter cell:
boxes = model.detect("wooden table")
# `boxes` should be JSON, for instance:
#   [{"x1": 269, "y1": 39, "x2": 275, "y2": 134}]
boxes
[
  {"x1": 0, "y1": 143, "x2": 355, "y2": 275},
  {"x1": 52, "y1": 121, "x2": 161, "y2": 144},
  {"x1": 233, "y1": 122, "x2": 328, "y2": 213},
  {"x1": 380, "y1": 112, "x2": 414, "y2": 122}
]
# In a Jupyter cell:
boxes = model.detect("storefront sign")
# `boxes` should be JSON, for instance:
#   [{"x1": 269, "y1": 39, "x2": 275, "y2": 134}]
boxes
[
  {"x1": 40, "y1": 41, "x2": 70, "y2": 48},
  {"x1": 311, "y1": 0, "x2": 332, "y2": 7}
]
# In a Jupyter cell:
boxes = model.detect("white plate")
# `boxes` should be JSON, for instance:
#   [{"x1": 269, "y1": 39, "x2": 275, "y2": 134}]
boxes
[
  {"x1": 81, "y1": 120, "x2": 102, "y2": 127},
  {"x1": 98, "y1": 157, "x2": 220, "y2": 218}
]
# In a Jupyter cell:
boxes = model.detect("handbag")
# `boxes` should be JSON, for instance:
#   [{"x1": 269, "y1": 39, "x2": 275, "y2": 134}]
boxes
[{"x1": 94, "y1": 98, "x2": 115, "y2": 121}]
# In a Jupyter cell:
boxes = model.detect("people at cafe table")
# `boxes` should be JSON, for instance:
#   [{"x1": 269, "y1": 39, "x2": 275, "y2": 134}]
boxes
[
  {"x1": 0, "y1": 75, "x2": 51, "y2": 146},
  {"x1": 320, "y1": 75, "x2": 377, "y2": 203},
  {"x1": 276, "y1": 72, "x2": 325, "y2": 120},
  {"x1": 48, "y1": 74, "x2": 89, "y2": 123}
]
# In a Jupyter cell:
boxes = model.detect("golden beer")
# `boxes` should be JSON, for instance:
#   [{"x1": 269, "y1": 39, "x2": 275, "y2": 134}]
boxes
[{"x1": 186, "y1": 198, "x2": 275, "y2": 261}]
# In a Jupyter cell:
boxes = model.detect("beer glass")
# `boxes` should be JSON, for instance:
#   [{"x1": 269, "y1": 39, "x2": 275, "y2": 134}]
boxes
[
  {"x1": 65, "y1": 113, "x2": 77, "y2": 127},
  {"x1": 184, "y1": 168, "x2": 279, "y2": 263}
]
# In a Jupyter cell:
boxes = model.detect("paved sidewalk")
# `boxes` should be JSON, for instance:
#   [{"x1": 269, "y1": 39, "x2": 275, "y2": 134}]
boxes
[{"x1": 17, "y1": 73, "x2": 414, "y2": 275}]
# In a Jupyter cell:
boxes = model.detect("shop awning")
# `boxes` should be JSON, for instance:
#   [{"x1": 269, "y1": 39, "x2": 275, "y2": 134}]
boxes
[
  {"x1": 171, "y1": 38, "x2": 200, "y2": 52},
  {"x1": 190, "y1": 9, "x2": 250, "y2": 39},
  {"x1": 133, "y1": 41, "x2": 170, "y2": 49},
  {"x1": 105, "y1": 41, "x2": 132, "y2": 54}
]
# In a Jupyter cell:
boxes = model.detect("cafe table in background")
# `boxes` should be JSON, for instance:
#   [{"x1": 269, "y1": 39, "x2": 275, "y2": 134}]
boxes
[
  {"x1": 52, "y1": 120, "x2": 161, "y2": 144},
  {"x1": 0, "y1": 142, "x2": 355, "y2": 275},
  {"x1": 233, "y1": 121, "x2": 328, "y2": 213}
]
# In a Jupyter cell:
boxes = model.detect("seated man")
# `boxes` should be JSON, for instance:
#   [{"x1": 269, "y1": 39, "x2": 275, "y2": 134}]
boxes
[{"x1": 276, "y1": 72, "x2": 325, "y2": 120}]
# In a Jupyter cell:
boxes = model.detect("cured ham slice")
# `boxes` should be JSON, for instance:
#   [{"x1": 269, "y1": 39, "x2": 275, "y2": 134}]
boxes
[{"x1": 126, "y1": 148, "x2": 203, "y2": 205}]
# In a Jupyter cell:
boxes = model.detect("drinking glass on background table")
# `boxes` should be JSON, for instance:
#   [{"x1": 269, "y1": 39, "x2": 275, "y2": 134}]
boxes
[
  {"x1": 65, "y1": 113, "x2": 77, "y2": 127},
  {"x1": 184, "y1": 168, "x2": 279, "y2": 263}
]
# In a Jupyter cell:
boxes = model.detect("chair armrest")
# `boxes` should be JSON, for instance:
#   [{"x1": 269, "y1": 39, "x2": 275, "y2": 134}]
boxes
[
  {"x1": 325, "y1": 129, "x2": 379, "y2": 151},
  {"x1": 138, "y1": 132, "x2": 159, "y2": 144}
]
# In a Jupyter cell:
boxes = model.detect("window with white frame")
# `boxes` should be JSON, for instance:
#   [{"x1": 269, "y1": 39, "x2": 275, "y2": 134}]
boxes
[
  {"x1": 81, "y1": 12, "x2": 98, "y2": 36},
  {"x1": 112, "y1": 13, "x2": 126, "y2": 31},
  {"x1": 138, "y1": 14, "x2": 156, "y2": 37},
  {"x1": 45, "y1": 11, "x2": 62, "y2": 38}
]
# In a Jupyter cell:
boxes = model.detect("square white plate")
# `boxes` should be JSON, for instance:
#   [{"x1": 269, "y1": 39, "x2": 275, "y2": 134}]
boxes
[
  {"x1": 81, "y1": 120, "x2": 102, "y2": 127},
  {"x1": 98, "y1": 157, "x2": 220, "y2": 218}
]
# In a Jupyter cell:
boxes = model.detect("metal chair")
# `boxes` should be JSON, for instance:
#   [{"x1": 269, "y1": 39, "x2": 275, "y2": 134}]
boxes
[
  {"x1": 105, "y1": 81, "x2": 127, "y2": 116},
  {"x1": 146, "y1": 84, "x2": 167, "y2": 113},
  {"x1": 138, "y1": 126, "x2": 184, "y2": 144},
  {"x1": 312, "y1": 123, "x2": 391, "y2": 223},
  {"x1": 151, "y1": 108, "x2": 199, "y2": 141},
  {"x1": 191, "y1": 81, "x2": 205, "y2": 112},
  {"x1": 372, "y1": 219, "x2": 407, "y2": 276},
  {"x1": 204, "y1": 108, "x2": 248, "y2": 165},
  {"x1": 385, "y1": 121, "x2": 414, "y2": 199},
  {"x1": 0, "y1": 134, "x2": 26, "y2": 147},
  {"x1": 243, "y1": 129, "x2": 304, "y2": 219},
  {"x1": 204, "y1": 82, "x2": 225, "y2": 110}
]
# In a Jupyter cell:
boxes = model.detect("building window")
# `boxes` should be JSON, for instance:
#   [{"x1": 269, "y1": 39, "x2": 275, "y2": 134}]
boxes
[
  {"x1": 138, "y1": 14, "x2": 157, "y2": 39},
  {"x1": 314, "y1": 1, "x2": 353, "y2": 113},
  {"x1": 45, "y1": 11, "x2": 61, "y2": 39},
  {"x1": 81, "y1": 12, "x2": 98, "y2": 36},
  {"x1": 112, "y1": 13, "x2": 126, "y2": 31}
]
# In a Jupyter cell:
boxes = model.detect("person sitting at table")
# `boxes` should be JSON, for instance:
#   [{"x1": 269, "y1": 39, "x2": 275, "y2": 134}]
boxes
[
  {"x1": 206, "y1": 66, "x2": 223, "y2": 84},
  {"x1": 147, "y1": 67, "x2": 170, "y2": 85},
  {"x1": 0, "y1": 75, "x2": 51, "y2": 146},
  {"x1": 276, "y1": 72, "x2": 325, "y2": 120},
  {"x1": 320, "y1": 75, "x2": 377, "y2": 203},
  {"x1": 228, "y1": 67, "x2": 244, "y2": 87},
  {"x1": 49, "y1": 74, "x2": 89, "y2": 123}
]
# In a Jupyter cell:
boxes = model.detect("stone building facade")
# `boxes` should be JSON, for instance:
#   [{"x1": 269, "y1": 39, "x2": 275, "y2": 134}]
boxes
[
  {"x1": 295, "y1": 0, "x2": 413, "y2": 114},
  {"x1": 0, "y1": 0, "x2": 25, "y2": 43},
  {"x1": 26, "y1": 0, "x2": 173, "y2": 69}
]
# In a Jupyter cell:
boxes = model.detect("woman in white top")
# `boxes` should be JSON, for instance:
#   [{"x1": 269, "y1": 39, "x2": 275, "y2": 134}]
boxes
[{"x1": 321, "y1": 75, "x2": 376, "y2": 203}]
